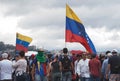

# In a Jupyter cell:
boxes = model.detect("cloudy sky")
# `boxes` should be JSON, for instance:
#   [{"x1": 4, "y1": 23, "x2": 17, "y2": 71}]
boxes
[{"x1": 0, "y1": 0, "x2": 120, "y2": 52}]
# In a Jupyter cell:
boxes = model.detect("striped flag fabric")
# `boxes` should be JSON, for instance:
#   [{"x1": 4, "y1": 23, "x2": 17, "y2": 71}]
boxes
[
  {"x1": 66, "y1": 4, "x2": 96, "y2": 54},
  {"x1": 16, "y1": 33, "x2": 32, "y2": 52}
]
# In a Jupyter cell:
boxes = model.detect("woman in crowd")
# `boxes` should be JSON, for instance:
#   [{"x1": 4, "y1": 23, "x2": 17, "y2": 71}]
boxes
[{"x1": 12, "y1": 51, "x2": 28, "y2": 81}]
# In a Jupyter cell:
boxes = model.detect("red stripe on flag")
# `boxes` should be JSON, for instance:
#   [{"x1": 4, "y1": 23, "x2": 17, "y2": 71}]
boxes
[
  {"x1": 66, "y1": 30, "x2": 93, "y2": 53},
  {"x1": 16, "y1": 44, "x2": 28, "y2": 52}
]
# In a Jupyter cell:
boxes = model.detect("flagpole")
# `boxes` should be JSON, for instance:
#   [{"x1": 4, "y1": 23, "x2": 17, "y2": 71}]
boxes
[
  {"x1": 65, "y1": 3, "x2": 67, "y2": 48},
  {"x1": 15, "y1": 32, "x2": 17, "y2": 55},
  {"x1": 65, "y1": 42, "x2": 66, "y2": 48}
]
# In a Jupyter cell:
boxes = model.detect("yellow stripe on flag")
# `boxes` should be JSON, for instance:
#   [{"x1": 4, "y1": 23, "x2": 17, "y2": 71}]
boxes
[
  {"x1": 66, "y1": 4, "x2": 83, "y2": 24},
  {"x1": 17, "y1": 33, "x2": 32, "y2": 43}
]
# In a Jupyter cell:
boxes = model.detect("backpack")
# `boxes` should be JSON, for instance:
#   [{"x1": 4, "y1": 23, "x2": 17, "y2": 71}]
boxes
[
  {"x1": 113, "y1": 65, "x2": 120, "y2": 73},
  {"x1": 61, "y1": 56, "x2": 72, "y2": 72}
]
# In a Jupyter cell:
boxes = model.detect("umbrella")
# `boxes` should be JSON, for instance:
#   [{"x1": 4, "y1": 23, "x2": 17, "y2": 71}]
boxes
[
  {"x1": 25, "y1": 51, "x2": 37, "y2": 56},
  {"x1": 70, "y1": 50, "x2": 84, "y2": 55}
]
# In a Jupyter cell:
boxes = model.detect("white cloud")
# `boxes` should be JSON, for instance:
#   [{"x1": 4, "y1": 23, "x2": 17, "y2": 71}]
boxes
[{"x1": 87, "y1": 26, "x2": 120, "y2": 51}]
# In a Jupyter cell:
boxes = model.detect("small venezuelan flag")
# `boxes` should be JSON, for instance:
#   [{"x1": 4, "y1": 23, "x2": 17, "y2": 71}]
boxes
[{"x1": 16, "y1": 33, "x2": 32, "y2": 52}]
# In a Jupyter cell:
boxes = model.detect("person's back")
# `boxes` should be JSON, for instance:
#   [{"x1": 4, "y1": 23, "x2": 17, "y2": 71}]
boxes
[
  {"x1": 0, "y1": 59, "x2": 12, "y2": 80},
  {"x1": 106, "y1": 49, "x2": 120, "y2": 81},
  {"x1": 61, "y1": 56, "x2": 72, "y2": 72},
  {"x1": 61, "y1": 48, "x2": 73, "y2": 81},
  {"x1": 14, "y1": 59, "x2": 27, "y2": 74},
  {"x1": 12, "y1": 51, "x2": 28, "y2": 81},
  {"x1": 89, "y1": 54, "x2": 101, "y2": 81},
  {"x1": 109, "y1": 55, "x2": 120, "y2": 74},
  {"x1": 51, "y1": 56, "x2": 62, "y2": 81},
  {"x1": 0, "y1": 53, "x2": 12, "y2": 81}
]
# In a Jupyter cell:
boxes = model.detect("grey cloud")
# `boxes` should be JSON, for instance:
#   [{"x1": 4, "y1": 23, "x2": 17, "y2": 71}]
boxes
[
  {"x1": 1, "y1": 0, "x2": 120, "y2": 30},
  {"x1": 17, "y1": 8, "x2": 65, "y2": 29},
  {"x1": 1, "y1": 0, "x2": 120, "y2": 16},
  {"x1": 0, "y1": 0, "x2": 66, "y2": 16},
  {"x1": 68, "y1": 0, "x2": 120, "y2": 7},
  {"x1": 30, "y1": 27, "x2": 64, "y2": 40}
]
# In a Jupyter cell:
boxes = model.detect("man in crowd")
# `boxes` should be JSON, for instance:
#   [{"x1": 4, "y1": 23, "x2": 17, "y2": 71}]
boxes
[
  {"x1": 77, "y1": 52, "x2": 90, "y2": 81},
  {"x1": 31, "y1": 49, "x2": 48, "y2": 81},
  {"x1": 89, "y1": 54, "x2": 101, "y2": 81},
  {"x1": 101, "y1": 52, "x2": 112, "y2": 81},
  {"x1": 0, "y1": 53, "x2": 12, "y2": 81},
  {"x1": 106, "y1": 49, "x2": 120, "y2": 81},
  {"x1": 74, "y1": 54, "x2": 81, "y2": 81},
  {"x1": 61, "y1": 48, "x2": 73, "y2": 81}
]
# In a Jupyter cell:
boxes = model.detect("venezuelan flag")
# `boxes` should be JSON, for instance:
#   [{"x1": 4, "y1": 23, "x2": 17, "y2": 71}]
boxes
[
  {"x1": 16, "y1": 33, "x2": 32, "y2": 52},
  {"x1": 66, "y1": 4, "x2": 96, "y2": 54}
]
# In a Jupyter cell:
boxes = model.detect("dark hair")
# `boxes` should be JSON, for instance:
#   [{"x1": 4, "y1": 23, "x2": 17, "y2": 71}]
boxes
[
  {"x1": 63, "y1": 48, "x2": 68, "y2": 54},
  {"x1": 106, "y1": 51, "x2": 111, "y2": 55},
  {"x1": 19, "y1": 51, "x2": 25, "y2": 57},
  {"x1": 91, "y1": 54, "x2": 96, "y2": 58},
  {"x1": 76, "y1": 54, "x2": 80, "y2": 57}
]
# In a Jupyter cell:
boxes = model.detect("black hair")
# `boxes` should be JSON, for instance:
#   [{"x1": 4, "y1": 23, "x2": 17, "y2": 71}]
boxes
[
  {"x1": 91, "y1": 54, "x2": 96, "y2": 58},
  {"x1": 63, "y1": 48, "x2": 68, "y2": 53},
  {"x1": 106, "y1": 51, "x2": 111, "y2": 55},
  {"x1": 19, "y1": 51, "x2": 25, "y2": 57},
  {"x1": 76, "y1": 54, "x2": 80, "y2": 57}
]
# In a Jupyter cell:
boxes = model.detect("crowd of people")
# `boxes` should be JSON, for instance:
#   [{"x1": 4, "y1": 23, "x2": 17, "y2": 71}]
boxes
[{"x1": 0, "y1": 48, "x2": 120, "y2": 81}]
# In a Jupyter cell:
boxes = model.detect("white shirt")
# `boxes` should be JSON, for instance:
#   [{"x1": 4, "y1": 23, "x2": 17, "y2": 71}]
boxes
[
  {"x1": 0, "y1": 59, "x2": 13, "y2": 80},
  {"x1": 12, "y1": 59, "x2": 27, "y2": 75},
  {"x1": 77, "y1": 59, "x2": 90, "y2": 78},
  {"x1": 74, "y1": 60, "x2": 80, "y2": 74}
]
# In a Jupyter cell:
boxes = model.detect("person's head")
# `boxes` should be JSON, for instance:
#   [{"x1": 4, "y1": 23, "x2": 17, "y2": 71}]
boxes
[
  {"x1": 76, "y1": 54, "x2": 81, "y2": 60},
  {"x1": 19, "y1": 51, "x2": 25, "y2": 58},
  {"x1": 86, "y1": 54, "x2": 92, "y2": 59},
  {"x1": 91, "y1": 54, "x2": 96, "y2": 59},
  {"x1": 53, "y1": 55, "x2": 59, "y2": 62},
  {"x1": 38, "y1": 50, "x2": 44, "y2": 57},
  {"x1": 36, "y1": 48, "x2": 46, "y2": 62},
  {"x1": 82, "y1": 52, "x2": 87, "y2": 60},
  {"x1": 112, "y1": 49, "x2": 118, "y2": 55},
  {"x1": 99, "y1": 53, "x2": 105, "y2": 60},
  {"x1": 31, "y1": 54, "x2": 35, "y2": 59},
  {"x1": 107, "y1": 53, "x2": 112, "y2": 58},
  {"x1": 106, "y1": 50, "x2": 111, "y2": 55},
  {"x1": 63, "y1": 48, "x2": 68, "y2": 54},
  {"x1": 15, "y1": 54, "x2": 19, "y2": 61},
  {"x1": 2, "y1": 53, "x2": 8, "y2": 59}
]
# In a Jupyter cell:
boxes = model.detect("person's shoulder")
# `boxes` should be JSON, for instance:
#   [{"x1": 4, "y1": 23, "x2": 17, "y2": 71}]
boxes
[
  {"x1": 17, "y1": 59, "x2": 26, "y2": 63},
  {"x1": 102, "y1": 59, "x2": 106, "y2": 64},
  {"x1": 32, "y1": 58, "x2": 37, "y2": 63},
  {"x1": 87, "y1": 58, "x2": 90, "y2": 61},
  {"x1": 85, "y1": 58, "x2": 90, "y2": 62},
  {"x1": 7, "y1": 59, "x2": 12, "y2": 63},
  {"x1": 79, "y1": 59, "x2": 83, "y2": 62}
]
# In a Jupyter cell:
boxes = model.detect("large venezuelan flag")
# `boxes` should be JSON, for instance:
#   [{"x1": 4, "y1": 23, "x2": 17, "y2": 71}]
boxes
[
  {"x1": 66, "y1": 4, "x2": 96, "y2": 54},
  {"x1": 16, "y1": 33, "x2": 32, "y2": 52}
]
